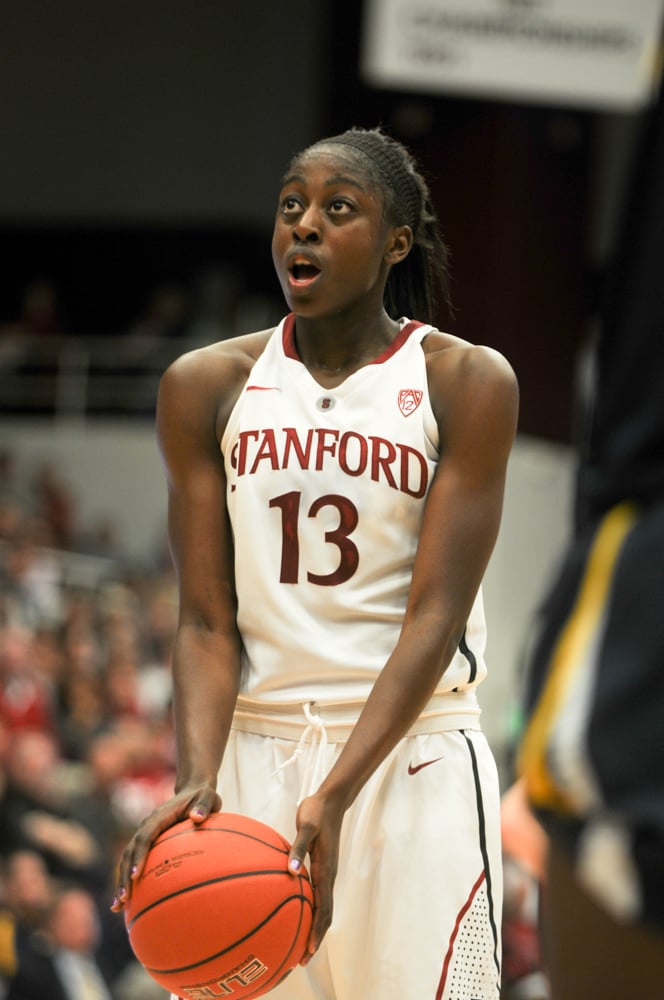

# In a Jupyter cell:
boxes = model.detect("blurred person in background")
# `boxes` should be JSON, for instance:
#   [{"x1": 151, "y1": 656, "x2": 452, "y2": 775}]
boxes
[
  {"x1": 0, "y1": 278, "x2": 64, "y2": 373},
  {"x1": 0, "y1": 521, "x2": 64, "y2": 629},
  {"x1": 6, "y1": 886, "x2": 113, "y2": 1000},
  {"x1": 32, "y1": 460, "x2": 76, "y2": 551},
  {"x1": 519, "y1": 70, "x2": 664, "y2": 999},
  {"x1": 57, "y1": 669, "x2": 109, "y2": 763},
  {"x1": 500, "y1": 778, "x2": 550, "y2": 1000},
  {"x1": 0, "y1": 728, "x2": 103, "y2": 889},
  {"x1": 0, "y1": 623, "x2": 56, "y2": 733},
  {"x1": 0, "y1": 850, "x2": 55, "y2": 995}
]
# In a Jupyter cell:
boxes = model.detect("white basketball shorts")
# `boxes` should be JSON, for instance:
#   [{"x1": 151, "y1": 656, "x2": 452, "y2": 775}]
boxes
[{"x1": 169, "y1": 723, "x2": 503, "y2": 1000}]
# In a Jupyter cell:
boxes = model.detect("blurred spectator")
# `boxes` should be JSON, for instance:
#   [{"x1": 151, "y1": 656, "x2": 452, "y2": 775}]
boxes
[
  {"x1": 0, "y1": 495, "x2": 23, "y2": 549},
  {"x1": 141, "y1": 574, "x2": 178, "y2": 668},
  {"x1": 6, "y1": 886, "x2": 113, "y2": 1000},
  {"x1": 57, "y1": 670, "x2": 109, "y2": 762},
  {"x1": 104, "y1": 658, "x2": 142, "y2": 721},
  {"x1": 0, "y1": 278, "x2": 64, "y2": 372},
  {"x1": 97, "y1": 580, "x2": 174, "y2": 723},
  {"x1": 0, "y1": 850, "x2": 55, "y2": 994},
  {"x1": 0, "y1": 453, "x2": 175, "y2": 998},
  {"x1": 0, "y1": 451, "x2": 27, "y2": 517},
  {"x1": 69, "y1": 733, "x2": 135, "y2": 864},
  {"x1": 0, "y1": 728, "x2": 103, "y2": 888},
  {"x1": 186, "y1": 262, "x2": 243, "y2": 345},
  {"x1": 1, "y1": 522, "x2": 64, "y2": 629},
  {"x1": 0, "y1": 623, "x2": 56, "y2": 733},
  {"x1": 78, "y1": 517, "x2": 124, "y2": 563},
  {"x1": 0, "y1": 280, "x2": 67, "y2": 415},
  {"x1": 1, "y1": 849, "x2": 54, "y2": 935},
  {"x1": 32, "y1": 460, "x2": 76, "y2": 550},
  {"x1": 105, "y1": 716, "x2": 175, "y2": 830},
  {"x1": 125, "y1": 283, "x2": 189, "y2": 351},
  {"x1": 61, "y1": 594, "x2": 104, "y2": 674},
  {"x1": 31, "y1": 624, "x2": 66, "y2": 690},
  {"x1": 501, "y1": 779, "x2": 550, "y2": 1000}
]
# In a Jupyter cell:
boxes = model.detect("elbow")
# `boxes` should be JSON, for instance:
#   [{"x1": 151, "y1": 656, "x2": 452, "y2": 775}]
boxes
[
  {"x1": 178, "y1": 584, "x2": 238, "y2": 636},
  {"x1": 404, "y1": 610, "x2": 468, "y2": 678}
]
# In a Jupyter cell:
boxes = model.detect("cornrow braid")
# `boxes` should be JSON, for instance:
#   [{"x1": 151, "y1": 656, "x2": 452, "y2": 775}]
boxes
[
  {"x1": 308, "y1": 127, "x2": 452, "y2": 326},
  {"x1": 323, "y1": 131, "x2": 421, "y2": 232}
]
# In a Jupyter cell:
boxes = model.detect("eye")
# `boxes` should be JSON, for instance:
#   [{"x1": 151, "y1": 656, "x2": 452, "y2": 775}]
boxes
[
  {"x1": 279, "y1": 194, "x2": 303, "y2": 216},
  {"x1": 328, "y1": 198, "x2": 353, "y2": 215}
]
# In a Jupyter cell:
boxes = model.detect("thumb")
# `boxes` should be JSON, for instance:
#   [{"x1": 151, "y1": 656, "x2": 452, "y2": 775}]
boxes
[
  {"x1": 188, "y1": 790, "x2": 222, "y2": 824},
  {"x1": 288, "y1": 849, "x2": 304, "y2": 875},
  {"x1": 288, "y1": 822, "x2": 315, "y2": 875}
]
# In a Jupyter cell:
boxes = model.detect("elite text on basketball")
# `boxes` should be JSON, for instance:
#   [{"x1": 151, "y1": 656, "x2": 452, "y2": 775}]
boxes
[{"x1": 181, "y1": 955, "x2": 268, "y2": 997}]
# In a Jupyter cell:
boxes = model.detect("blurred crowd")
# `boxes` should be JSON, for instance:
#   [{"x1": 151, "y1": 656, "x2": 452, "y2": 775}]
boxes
[
  {"x1": 0, "y1": 270, "x2": 283, "y2": 418},
  {"x1": 0, "y1": 449, "x2": 176, "y2": 998}
]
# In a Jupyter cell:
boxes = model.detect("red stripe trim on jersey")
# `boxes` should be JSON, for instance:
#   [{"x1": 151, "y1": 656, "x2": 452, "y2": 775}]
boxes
[
  {"x1": 282, "y1": 313, "x2": 299, "y2": 359},
  {"x1": 435, "y1": 870, "x2": 486, "y2": 1000},
  {"x1": 281, "y1": 312, "x2": 428, "y2": 365}
]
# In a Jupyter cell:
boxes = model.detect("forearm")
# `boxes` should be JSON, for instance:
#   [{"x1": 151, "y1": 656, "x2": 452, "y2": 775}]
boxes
[
  {"x1": 318, "y1": 616, "x2": 460, "y2": 811},
  {"x1": 171, "y1": 623, "x2": 243, "y2": 791}
]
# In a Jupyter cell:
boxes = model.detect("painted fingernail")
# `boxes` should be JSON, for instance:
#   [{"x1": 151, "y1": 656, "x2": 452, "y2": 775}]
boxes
[
  {"x1": 192, "y1": 808, "x2": 205, "y2": 817},
  {"x1": 289, "y1": 858, "x2": 301, "y2": 872},
  {"x1": 111, "y1": 897, "x2": 118, "y2": 908}
]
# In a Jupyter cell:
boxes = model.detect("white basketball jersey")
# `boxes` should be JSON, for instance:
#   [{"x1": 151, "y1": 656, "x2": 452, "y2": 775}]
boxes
[{"x1": 222, "y1": 314, "x2": 487, "y2": 719}]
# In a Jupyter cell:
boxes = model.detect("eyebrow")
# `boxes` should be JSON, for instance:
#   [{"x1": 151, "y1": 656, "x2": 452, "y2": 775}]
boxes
[{"x1": 280, "y1": 172, "x2": 368, "y2": 193}]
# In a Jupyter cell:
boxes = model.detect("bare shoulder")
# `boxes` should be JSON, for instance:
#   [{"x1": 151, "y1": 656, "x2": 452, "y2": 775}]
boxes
[
  {"x1": 162, "y1": 327, "x2": 273, "y2": 391},
  {"x1": 158, "y1": 328, "x2": 275, "y2": 438},
  {"x1": 423, "y1": 329, "x2": 517, "y2": 401},
  {"x1": 422, "y1": 329, "x2": 519, "y2": 451}
]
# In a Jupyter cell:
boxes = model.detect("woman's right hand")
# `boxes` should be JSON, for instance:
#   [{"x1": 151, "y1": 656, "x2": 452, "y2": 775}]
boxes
[{"x1": 111, "y1": 783, "x2": 222, "y2": 912}]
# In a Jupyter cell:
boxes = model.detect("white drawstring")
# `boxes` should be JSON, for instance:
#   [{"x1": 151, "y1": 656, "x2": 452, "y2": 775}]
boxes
[{"x1": 273, "y1": 702, "x2": 329, "y2": 804}]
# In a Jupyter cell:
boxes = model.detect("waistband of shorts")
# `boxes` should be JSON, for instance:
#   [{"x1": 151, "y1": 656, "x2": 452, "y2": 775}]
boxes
[{"x1": 232, "y1": 690, "x2": 482, "y2": 742}]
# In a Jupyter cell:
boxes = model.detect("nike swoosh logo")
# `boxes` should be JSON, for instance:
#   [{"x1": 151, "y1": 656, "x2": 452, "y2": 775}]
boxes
[
  {"x1": 408, "y1": 756, "x2": 445, "y2": 775},
  {"x1": 246, "y1": 385, "x2": 281, "y2": 391}
]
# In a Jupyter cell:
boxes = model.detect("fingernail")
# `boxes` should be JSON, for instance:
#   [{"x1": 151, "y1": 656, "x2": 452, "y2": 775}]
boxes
[
  {"x1": 119, "y1": 887, "x2": 127, "y2": 900},
  {"x1": 192, "y1": 807, "x2": 205, "y2": 818},
  {"x1": 130, "y1": 866, "x2": 137, "y2": 877},
  {"x1": 111, "y1": 897, "x2": 118, "y2": 909},
  {"x1": 289, "y1": 858, "x2": 301, "y2": 872}
]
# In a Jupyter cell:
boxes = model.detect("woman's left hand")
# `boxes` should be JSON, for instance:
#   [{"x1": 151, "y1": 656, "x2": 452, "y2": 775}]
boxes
[{"x1": 288, "y1": 792, "x2": 343, "y2": 964}]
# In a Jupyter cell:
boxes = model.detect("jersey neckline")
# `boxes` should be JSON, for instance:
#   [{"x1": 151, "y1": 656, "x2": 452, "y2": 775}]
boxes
[{"x1": 281, "y1": 313, "x2": 426, "y2": 370}]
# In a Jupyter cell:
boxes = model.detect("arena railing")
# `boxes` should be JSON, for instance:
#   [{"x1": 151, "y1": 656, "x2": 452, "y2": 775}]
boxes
[{"x1": 0, "y1": 334, "x2": 193, "y2": 420}]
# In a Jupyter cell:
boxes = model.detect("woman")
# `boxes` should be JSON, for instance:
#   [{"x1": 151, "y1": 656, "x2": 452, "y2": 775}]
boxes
[{"x1": 113, "y1": 127, "x2": 519, "y2": 999}]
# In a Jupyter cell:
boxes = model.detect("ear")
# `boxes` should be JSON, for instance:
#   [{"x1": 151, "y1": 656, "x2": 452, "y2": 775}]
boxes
[{"x1": 384, "y1": 225, "x2": 413, "y2": 266}]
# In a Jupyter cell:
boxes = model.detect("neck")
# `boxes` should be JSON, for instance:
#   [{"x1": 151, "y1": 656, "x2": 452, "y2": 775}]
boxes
[
  {"x1": 297, "y1": 350, "x2": 367, "y2": 375},
  {"x1": 294, "y1": 309, "x2": 399, "y2": 375}
]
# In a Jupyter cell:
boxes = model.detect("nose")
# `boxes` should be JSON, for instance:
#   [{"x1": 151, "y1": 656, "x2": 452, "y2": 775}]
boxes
[{"x1": 293, "y1": 204, "x2": 321, "y2": 243}]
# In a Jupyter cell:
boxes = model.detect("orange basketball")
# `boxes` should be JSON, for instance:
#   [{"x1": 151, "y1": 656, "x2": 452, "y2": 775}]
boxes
[{"x1": 124, "y1": 814, "x2": 314, "y2": 999}]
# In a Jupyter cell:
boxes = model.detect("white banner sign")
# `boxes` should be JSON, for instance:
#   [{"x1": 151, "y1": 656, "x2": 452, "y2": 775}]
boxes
[{"x1": 361, "y1": 0, "x2": 664, "y2": 109}]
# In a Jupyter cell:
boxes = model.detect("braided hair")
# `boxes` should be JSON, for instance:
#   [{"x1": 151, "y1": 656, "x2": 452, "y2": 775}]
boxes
[{"x1": 296, "y1": 127, "x2": 452, "y2": 326}]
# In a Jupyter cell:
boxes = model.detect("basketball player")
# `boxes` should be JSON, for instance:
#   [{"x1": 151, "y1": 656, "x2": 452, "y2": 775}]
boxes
[
  {"x1": 519, "y1": 74, "x2": 664, "y2": 999},
  {"x1": 112, "y1": 127, "x2": 519, "y2": 999}
]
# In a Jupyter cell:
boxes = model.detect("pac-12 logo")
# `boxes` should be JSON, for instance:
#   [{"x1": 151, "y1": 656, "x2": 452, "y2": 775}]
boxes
[{"x1": 398, "y1": 389, "x2": 423, "y2": 417}]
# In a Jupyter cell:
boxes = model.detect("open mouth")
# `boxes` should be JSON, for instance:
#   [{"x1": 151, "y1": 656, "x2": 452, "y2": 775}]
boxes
[{"x1": 289, "y1": 260, "x2": 321, "y2": 284}]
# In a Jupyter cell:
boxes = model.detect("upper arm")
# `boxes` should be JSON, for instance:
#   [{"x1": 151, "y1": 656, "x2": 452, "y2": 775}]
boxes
[
  {"x1": 156, "y1": 350, "x2": 239, "y2": 632},
  {"x1": 406, "y1": 344, "x2": 519, "y2": 634}
]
